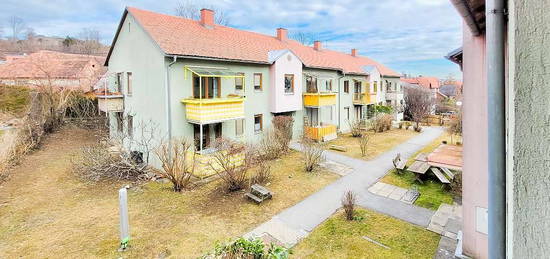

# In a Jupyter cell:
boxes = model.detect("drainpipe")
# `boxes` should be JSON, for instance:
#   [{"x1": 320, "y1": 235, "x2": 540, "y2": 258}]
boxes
[
  {"x1": 487, "y1": 0, "x2": 506, "y2": 258},
  {"x1": 165, "y1": 56, "x2": 177, "y2": 141},
  {"x1": 337, "y1": 73, "x2": 345, "y2": 130}
]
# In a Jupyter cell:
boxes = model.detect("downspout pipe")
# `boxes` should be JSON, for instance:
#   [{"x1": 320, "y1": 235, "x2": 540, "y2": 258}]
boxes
[
  {"x1": 165, "y1": 56, "x2": 177, "y2": 141},
  {"x1": 486, "y1": 0, "x2": 506, "y2": 258},
  {"x1": 337, "y1": 73, "x2": 345, "y2": 130}
]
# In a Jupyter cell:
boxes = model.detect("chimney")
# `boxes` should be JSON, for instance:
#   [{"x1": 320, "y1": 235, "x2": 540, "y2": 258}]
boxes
[
  {"x1": 276, "y1": 28, "x2": 287, "y2": 41},
  {"x1": 200, "y1": 8, "x2": 214, "y2": 27},
  {"x1": 351, "y1": 49, "x2": 358, "y2": 57},
  {"x1": 313, "y1": 41, "x2": 322, "y2": 51}
]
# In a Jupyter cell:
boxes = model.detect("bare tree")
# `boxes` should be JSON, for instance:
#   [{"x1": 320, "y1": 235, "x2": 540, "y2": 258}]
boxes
[
  {"x1": 78, "y1": 28, "x2": 102, "y2": 55},
  {"x1": 358, "y1": 132, "x2": 371, "y2": 157},
  {"x1": 348, "y1": 119, "x2": 363, "y2": 137},
  {"x1": 342, "y1": 190, "x2": 357, "y2": 221},
  {"x1": 155, "y1": 138, "x2": 196, "y2": 192},
  {"x1": 301, "y1": 135, "x2": 325, "y2": 172},
  {"x1": 8, "y1": 16, "x2": 26, "y2": 41},
  {"x1": 404, "y1": 85, "x2": 434, "y2": 131},
  {"x1": 174, "y1": 0, "x2": 230, "y2": 26},
  {"x1": 208, "y1": 138, "x2": 255, "y2": 192},
  {"x1": 289, "y1": 31, "x2": 318, "y2": 45}
]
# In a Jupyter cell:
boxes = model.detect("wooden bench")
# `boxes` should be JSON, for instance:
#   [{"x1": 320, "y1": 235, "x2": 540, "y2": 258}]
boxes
[
  {"x1": 245, "y1": 184, "x2": 272, "y2": 204},
  {"x1": 329, "y1": 145, "x2": 347, "y2": 152},
  {"x1": 430, "y1": 168, "x2": 451, "y2": 184},
  {"x1": 392, "y1": 153, "x2": 406, "y2": 173},
  {"x1": 440, "y1": 167, "x2": 455, "y2": 180}
]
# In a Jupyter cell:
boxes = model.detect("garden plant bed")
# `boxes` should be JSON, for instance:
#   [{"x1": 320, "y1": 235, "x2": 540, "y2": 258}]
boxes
[
  {"x1": 0, "y1": 128, "x2": 339, "y2": 258},
  {"x1": 326, "y1": 129, "x2": 418, "y2": 160},
  {"x1": 380, "y1": 133, "x2": 460, "y2": 210},
  {"x1": 292, "y1": 208, "x2": 440, "y2": 258}
]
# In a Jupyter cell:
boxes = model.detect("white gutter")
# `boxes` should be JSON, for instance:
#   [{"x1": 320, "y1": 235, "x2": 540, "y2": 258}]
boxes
[{"x1": 165, "y1": 56, "x2": 177, "y2": 141}]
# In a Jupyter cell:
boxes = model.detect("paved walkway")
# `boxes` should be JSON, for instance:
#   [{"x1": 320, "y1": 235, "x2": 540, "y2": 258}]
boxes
[{"x1": 245, "y1": 127, "x2": 444, "y2": 247}]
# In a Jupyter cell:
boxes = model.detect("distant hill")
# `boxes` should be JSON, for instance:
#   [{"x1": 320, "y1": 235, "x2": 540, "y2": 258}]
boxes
[{"x1": 0, "y1": 35, "x2": 109, "y2": 60}]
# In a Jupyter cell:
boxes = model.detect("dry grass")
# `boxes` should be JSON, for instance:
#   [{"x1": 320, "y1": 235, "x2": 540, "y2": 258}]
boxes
[
  {"x1": 327, "y1": 129, "x2": 419, "y2": 160},
  {"x1": 0, "y1": 127, "x2": 339, "y2": 258},
  {"x1": 380, "y1": 132, "x2": 461, "y2": 210},
  {"x1": 292, "y1": 208, "x2": 440, "y2": 258}
]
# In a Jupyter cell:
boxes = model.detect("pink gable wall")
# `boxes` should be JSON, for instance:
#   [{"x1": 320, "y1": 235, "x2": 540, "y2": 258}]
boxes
[
  {"x1": 461, "y1": 24, "x2": 489, "y2": 259},
  {"x1": 269, "y1": 52, "x2": 303, "y2": 113}
]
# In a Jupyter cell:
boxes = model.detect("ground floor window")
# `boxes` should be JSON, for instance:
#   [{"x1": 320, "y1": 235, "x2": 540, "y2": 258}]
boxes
[
  {"x1": 127, "y1": 115, "x2": 133, "y2": 137},
  {"x1": 115, "y1": 112, "x2": 123, "y2": 133},
  {"x1": 254, "y1": 114, "x2": 263, "y2": 133},
  {"x1": 235, "y1": 118, "x2": 245, "y2": 136},
  {"x1": 193, "y1": 123, "x2": 222, "y2": 151}
]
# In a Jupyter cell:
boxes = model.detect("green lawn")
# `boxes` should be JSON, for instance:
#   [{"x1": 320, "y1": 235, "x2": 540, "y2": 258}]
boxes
[
  {"x1": 292, "y1": 209, "x2": 440, "y2": 258},
  {"x1": 380, "y1": 133, "x2": 459, "y2": 210}
]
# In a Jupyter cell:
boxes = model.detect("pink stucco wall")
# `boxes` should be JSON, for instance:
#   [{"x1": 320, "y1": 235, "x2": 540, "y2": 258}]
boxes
[
  {"x1": 269, "y1": 51, "x2": 303, "y2": 113},
  {"x1": 461, "y1": 24, "x2": 489, "y2": 259}
]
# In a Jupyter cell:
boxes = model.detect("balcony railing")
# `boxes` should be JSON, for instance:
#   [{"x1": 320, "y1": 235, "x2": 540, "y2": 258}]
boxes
[
  {"x1": 303, "y1": 92, "x2": 337, "y2": 107},
  {"x1": 304, "y1": 124, "x2": 337, "y2": 142},
  {"x1": 97, "y1": 94, "x2": 124, "y2": 112},
  {"x1": 181, "y1": 97, "x2": 245, "y2": 124},
  {"x1": 353, "y1": 93, "x2": 375, "y2": 105}
]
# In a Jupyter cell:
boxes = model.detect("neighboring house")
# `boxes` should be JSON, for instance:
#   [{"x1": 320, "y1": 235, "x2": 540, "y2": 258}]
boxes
[
  {"x1": 439, "y1": 81, "x2": 463, "y2": 100},
  {"x1": 448, "y1": 0, "x2": 550, "y2": 258},
  {"x1": 401, "y1": 76, "x2": 441, "y2": 99},
  {"x1": 102, "y1": 7, "x2": 403, "y2": 162},
  {"x1": 0, "y1": 50, "x2": 106, "y2": 92}
]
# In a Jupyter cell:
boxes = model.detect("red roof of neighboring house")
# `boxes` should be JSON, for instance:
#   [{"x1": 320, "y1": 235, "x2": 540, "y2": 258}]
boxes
[
  {"x1": 0, "y1": 50, "x2": 106, "y2": 79},
  {"x1": 107, "y1": 7, "x2": 399, "y2": 77},
  {"x1": 401, "y1": 76, "x2": 441, "y2": 89}
]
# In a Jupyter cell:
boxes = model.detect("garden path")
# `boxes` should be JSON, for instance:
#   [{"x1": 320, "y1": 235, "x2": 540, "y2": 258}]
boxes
[{"x1": 245, "y1": 127, "x2": 445, "y2": 247}]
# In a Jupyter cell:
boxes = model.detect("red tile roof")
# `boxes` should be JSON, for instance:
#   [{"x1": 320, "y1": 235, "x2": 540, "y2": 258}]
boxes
[
  {"x1": 401, "y1": 76, "x2": 441, "y2": 89},
  {"x1": 112, "y1": 7, "x2": 399, "y2": 77},
  {"x1": 0, "y1": 50, "x2": 106, "y2": 79}
]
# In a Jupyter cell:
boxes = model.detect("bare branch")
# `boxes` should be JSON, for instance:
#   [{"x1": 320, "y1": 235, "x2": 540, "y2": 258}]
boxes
[{"x1": 174, "y1": 0, "x2": 230, "y2": 26}]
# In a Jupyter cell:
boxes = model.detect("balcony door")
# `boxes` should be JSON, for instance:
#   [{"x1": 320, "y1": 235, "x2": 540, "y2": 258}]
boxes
[{"x1": 193, "y1": 76, "x2": 221, "y2": 99}]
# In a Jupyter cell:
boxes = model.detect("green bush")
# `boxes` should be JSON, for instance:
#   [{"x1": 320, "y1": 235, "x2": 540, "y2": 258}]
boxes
[
  {"x1": 374, "y1": 105, "x2": 393, "y2": 114},
  {"x1": 203, "y1": 237, "x2": 291, "y2": 259}
]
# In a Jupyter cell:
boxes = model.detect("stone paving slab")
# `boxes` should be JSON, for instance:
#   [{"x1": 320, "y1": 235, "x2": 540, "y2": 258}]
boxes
[
  {"x1": 244, "y1": 217, "x2": 308, "y2": 247},
  {"x1": 319, "y1": 160, "x2": 353, "y2": 176}
]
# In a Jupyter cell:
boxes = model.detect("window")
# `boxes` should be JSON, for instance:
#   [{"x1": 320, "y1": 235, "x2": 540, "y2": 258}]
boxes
[
  {"x1": 235, "y1": 72, "x2": 244, "y2": 91},
  {"x1": 354, "y1": 80, "x2": 362, "y2": 93},
  {"x1": 326, "y1": 79, "x2": 332, "y2": 92},
  {"x1": 115, "y1": 112, "x2": 123, "y2": 133},
  {"x1": 343, "y1": 80, "x2": 349, "y2": 93},
  {"x1": 235, "y1": 118, "x2": 245, "y2": 136},
  {"x1": 126, "y1": 72, "x2": 132, "y2": 96},
  {"x1": 306, "y1": 76, "x2": 318, "y2": 93},
  {"x1": 284, "y1": 74, "x2": 294, "y2": 93},
  {"x1": 344, "y1": 107, "x2": 350, "y2": 120},
  {"x1": 254, "y1": 73, "x2": 262, "y2": 91},
  {"x1": 193, "y1": 76, "x2": 221, "y2": 98},
  {"x1": 116, "y1": 72, "x2": 123, "y2": 93},
  {"x1": 127, "y1": 115, "x2": 133, "y2": 137},
  {"x1": 373, "y1": 81, "x2": 378, "y2": 93},
  {"x1": 254, "y1": 114, "x2": 263, "y2": 133}
]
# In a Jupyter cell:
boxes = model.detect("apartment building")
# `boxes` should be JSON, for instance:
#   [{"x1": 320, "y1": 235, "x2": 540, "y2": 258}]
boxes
[{"x1": 101, "y1": 7, "x2": 403, "y2": 163}]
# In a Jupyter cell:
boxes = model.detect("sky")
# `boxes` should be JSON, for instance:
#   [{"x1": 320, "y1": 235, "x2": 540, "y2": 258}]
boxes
[{"x1": 1, "y1": 0, "x2": 463, "y2": 79}]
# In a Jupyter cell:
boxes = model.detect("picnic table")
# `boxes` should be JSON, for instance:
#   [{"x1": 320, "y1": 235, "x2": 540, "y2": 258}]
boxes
[
  {"x1": 245, "y1": 184, "x2": 272, "y2": 204},
  {"x1": 407, "y1": 161, "x2": 430, "y2": 183}
]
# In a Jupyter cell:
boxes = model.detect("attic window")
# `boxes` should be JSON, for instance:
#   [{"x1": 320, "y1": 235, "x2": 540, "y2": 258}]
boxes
[{"x1": 128, "y1": 22, "x2": 131, "y2": 32}]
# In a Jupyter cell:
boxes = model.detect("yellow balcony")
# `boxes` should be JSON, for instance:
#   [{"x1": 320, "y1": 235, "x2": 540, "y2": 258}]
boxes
[
  {"x1": 305, "y1": 124, "x2": 337, "y2": 142},
  {"x1": 303, "y1": 93, "x2": 336, "y2": 107},
  {"x1": 353, "y1": 93, "x2": 375, "y2": 105},
  {"x1": 181, "y1": 97, "x2": 245, "y2": 124}
]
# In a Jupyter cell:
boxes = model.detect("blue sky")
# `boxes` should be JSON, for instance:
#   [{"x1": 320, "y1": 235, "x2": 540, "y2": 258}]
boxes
[{"x1": 2, "y1": 0, "x2": 463, "y2": 79}]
